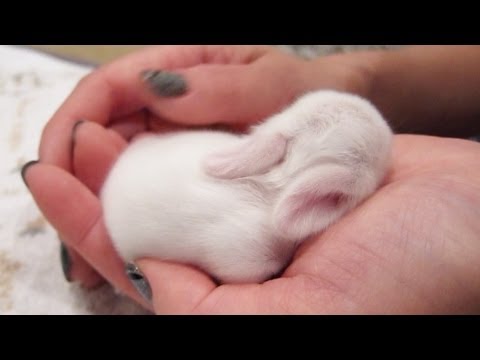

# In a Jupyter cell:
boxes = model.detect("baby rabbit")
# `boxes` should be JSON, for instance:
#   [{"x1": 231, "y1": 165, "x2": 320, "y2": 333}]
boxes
[{"x1": 101, "y1": 90, "x2": 393, "y2": 284}]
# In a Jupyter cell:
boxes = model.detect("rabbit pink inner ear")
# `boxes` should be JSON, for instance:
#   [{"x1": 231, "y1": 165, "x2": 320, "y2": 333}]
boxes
[
  {"x1": 203, "y1": 132, "x2": 288, "y2": 179},
  {"x1": 272, "y1": 165, "x2": 355, "y2": 240}
]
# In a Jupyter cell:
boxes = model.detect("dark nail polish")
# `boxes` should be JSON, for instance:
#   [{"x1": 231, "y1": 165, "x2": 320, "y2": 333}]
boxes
[
  {"x1": 70, "y1": 120, "x2": 86, "y2": 166},
  {"x1": 125, "y1": 262, "x2": 152, "y2": 303},
  {"x1": 60, "y1": 242, "x2": 72, "y2": 282},
  {"x1": 141, "y1": 70, "x2": 187, "y2": 97},
  {"x1": 20, "y1": 160, "x2": 39, "y2": 189},
  {"x1": 71, "y1": 120, "x2": 86, "y2": 144}
]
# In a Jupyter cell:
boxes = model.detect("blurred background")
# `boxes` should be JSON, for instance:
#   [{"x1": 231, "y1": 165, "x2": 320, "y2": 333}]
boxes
[
  {"x1": 28, "y1": 45, "x2": 146, "y2": 64},
  {"x1": 28, "y1": 45, "x2": 402, "y2": 64}
]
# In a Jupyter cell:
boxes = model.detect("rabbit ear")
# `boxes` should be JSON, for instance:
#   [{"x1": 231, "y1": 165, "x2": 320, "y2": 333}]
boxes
[
  {"x1": 203, "y1": 132, "x2": 288, "y2": 179},
  {"x1": 271, "y1": 164, "x2": 366, "y2": 240}
]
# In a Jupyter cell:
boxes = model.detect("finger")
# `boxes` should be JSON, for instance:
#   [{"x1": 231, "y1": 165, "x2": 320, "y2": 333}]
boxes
[
  {"x1": 39, "y1": 73, "x2": 116, "y2": 171},
  {"x1": 66, "y1": 121, "x2": 127, "y2": 287},
  {"x1": 134, "y1": 259, "x2": 217, "y2": 314},
  {"x1": 120, "y1": 62, "x2": 300, "y2": 126},
  {"x1": 39, "y1": 46, "x2": 272, "y2": 170},
  {"x1": 62, "y1": 243, "x2": 105, "y2": 288},
  {"x1": 62, "y1": 120, "x2": 126, "y2": 287},
  {"x1": 24, "y1": 163, "x2": 152, "y2": 310},
  {"x1": 98, "y1": 45, "x2": 293, "y2": 126},
  {"x1": 72, "y1": 121, "x2": 127, "y2": 195}
]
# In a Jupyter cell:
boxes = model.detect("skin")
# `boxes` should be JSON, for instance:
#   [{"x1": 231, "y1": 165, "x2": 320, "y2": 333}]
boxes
[{"x1": 24, "y1": 45, "x2": 480, "y2": 314}]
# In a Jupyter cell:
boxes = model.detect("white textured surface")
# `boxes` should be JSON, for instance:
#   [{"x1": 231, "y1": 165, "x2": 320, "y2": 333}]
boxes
[{"x1": 0, "y1": 45, "x2": 148, "y2": 315}]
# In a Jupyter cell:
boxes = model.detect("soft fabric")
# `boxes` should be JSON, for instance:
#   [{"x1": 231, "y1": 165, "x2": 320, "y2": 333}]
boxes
[{"x1": 0, "y1": 45, "x2": 148, "y2": 314}]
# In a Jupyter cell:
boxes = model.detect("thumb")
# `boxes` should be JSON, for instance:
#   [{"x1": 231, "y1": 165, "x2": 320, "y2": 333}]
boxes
[
  {"x1": 128, "y1": 259, "x2": 217, "y2": 314},
  {"x1": 139, "y1": 63, "x2": 299, "y2": 126}
]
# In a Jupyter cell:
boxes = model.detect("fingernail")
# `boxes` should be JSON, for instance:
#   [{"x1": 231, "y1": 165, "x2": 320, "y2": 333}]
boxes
[
  {"x1": 125, "y1": 262, "x2": 152, "y2": 303},
  {"x1": 60, "y1": 242, "x2": 72, "y2": 282},
  {"x1": 70, "y1": 120, "x2": 86, "y2": 165},
  {"x1": 71, "y1": 120, "x2": 86, "y2": 145},
  {"x1": 141, "y1": 70, "x2": 188, "y2": 97},
  {"x1": 20, "y1": 160, "x2": 39, "y2": 189}
]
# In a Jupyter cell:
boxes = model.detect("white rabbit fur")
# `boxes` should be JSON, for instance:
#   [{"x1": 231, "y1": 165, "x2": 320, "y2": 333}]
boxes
[{"x1": 101, "y1": 90, "x2": 393, "y2": 284}]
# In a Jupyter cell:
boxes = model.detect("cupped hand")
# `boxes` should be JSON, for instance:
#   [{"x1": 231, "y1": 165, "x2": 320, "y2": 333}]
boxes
[
  {"x1": 32, "y1": 45, "x2": 369, "y2": 287},
  {"x1": 26, "y1": 125, "x2": 480, "y2": 313}
]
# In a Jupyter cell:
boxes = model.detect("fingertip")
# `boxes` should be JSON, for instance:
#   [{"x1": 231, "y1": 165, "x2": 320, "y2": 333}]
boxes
[
  {"x1": 125, "y1": 262, "x2": 152, "y2": 304},
  {"x1": 72, "y1": 121, "x2": 126, "y2": 195},
  {"x1": 134, "y1": 259, "x2": 217, "y2": 314},
  {"x1": 61, "y1": 243, "x2": 106, "y2": 288},
  {"x1": 21, "y1": 160, "x2": 40, "y2": 189}
]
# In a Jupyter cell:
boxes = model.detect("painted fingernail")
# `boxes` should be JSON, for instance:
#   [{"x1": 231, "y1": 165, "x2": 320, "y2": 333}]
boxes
[
  {"x1": 71, "y1": 120, "x2": 86, "y2": 146},
  {"x1": 70, "y1": 120, "x2": 86, "y2": 165},
  {"x1": 141, "y1": 70, "x2": 188, "y2": 97},
  {"x1": 20, "y1": 160, "x2": 39, "y2": 189},
  {"x1": 60, "y1": 242, "x2": 72, "y2": 282},
  {"x1": 125, "y1": 262, "x2": 152, "y2": 303}
]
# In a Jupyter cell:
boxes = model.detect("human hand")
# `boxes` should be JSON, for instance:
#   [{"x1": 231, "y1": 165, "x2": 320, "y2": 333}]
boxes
[
  {"x1": 25, "y1": 127, "x2": 480, "y2": 313},
  {"x1": 28, "y1": 45, "x2": 373, "y2": 288}
]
